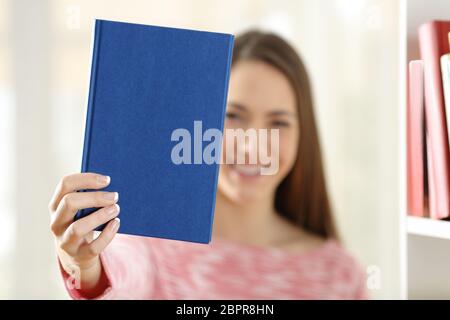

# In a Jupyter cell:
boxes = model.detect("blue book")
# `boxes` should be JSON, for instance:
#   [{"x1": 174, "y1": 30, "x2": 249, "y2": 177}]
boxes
[{"x1": 75, "y1": 19, "x2": 234, "y2": 244}]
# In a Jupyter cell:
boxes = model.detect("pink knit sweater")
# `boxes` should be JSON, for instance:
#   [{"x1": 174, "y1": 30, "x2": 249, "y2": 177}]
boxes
[{"x1": 60, "y1": 234, "x2": 367, "y2": 299}]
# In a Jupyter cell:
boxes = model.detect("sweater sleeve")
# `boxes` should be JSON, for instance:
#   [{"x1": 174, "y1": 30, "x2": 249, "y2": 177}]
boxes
[{"x1": 59, "y1": 234, "x2": 158, "y2": 300}]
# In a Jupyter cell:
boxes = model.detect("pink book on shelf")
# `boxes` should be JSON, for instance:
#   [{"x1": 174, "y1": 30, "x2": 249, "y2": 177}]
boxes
[
  {"x1": 407, "y1": 60, "x2": 426, "y2": 217},
  {"x1": 427, "y1": 133, "x2": 434, "y2": 218},
  {"x1": 418, "y1": 21, "x2": 450, "y2": 219}
]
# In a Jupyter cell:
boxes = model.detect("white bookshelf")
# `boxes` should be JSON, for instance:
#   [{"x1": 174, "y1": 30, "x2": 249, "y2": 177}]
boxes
[
  {"x1": 407, "y1": 226, "x2": 450, "y2": 299},
  {"x1": 403, "y1": 0, "x2": 450, "y2": 299},
  {"x1": 407, "y1": 217, "x2": 450, "y2": 239}
]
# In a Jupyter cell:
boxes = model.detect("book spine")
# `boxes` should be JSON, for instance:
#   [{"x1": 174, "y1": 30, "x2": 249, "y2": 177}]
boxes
[
  {"x1": 407, "y1": 60, "x2": 425, "y2": 217},
  {"x1": 207, "y1": 35, "x2": 234, "y2": 243},
  {"x1": 81, "y1": 19, "x2": 103, "y2": 174},
  {"x1": 75, "y1": 20, "x2": 103, "y2": 222},
  {"x1": 418, "y1": 21, "x2": 450, "y2": 219}
]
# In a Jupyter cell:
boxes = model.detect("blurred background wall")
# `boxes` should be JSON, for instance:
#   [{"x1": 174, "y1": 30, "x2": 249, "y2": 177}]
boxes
[{"x1": 0, "y1": 0, "x2": 402, "y2": 299}]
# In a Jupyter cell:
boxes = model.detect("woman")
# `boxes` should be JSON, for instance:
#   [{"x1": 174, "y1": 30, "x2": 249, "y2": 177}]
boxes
[{"x1": 49, "y1": 30, "x2": 367, "y2": 299}]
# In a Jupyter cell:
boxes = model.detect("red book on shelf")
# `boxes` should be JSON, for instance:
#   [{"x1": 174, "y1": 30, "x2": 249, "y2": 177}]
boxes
[
  {"x1": 407, "y1": 60, "x2": 426, "y2": 217},
  {"x1": 418, "y1": 21, "x2": 450, "y2": 219}
]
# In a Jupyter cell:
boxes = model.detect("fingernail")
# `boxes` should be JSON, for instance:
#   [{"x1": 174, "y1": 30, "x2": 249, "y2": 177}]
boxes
[
  {"x1": 103, "y1": 192, "x2": 118, "y2": 201},
  {"x1": 111, "y1": 218, "x2": 120, "y2": 231},
  {"x1": 97, "y1": 175, "x2": 111, "y2": 185},
  {"x1": 106, "y1": 204, "x2": 120, "y2": 217}
]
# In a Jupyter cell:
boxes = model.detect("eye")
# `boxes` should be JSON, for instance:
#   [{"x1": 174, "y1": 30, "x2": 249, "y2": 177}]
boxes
[
  {"x1": 271, "y1": 120, "x2": 290, "y2": 128},
  {"x1": 226, "y1": 112, "x2": 240, "y2": 120}
]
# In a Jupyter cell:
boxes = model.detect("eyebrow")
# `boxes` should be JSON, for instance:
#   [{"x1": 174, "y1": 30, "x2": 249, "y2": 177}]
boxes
[
  {"x1": 267, "y1": 110, "x2": 297, "y2": 117},
  {"x1": 227, "y1": 102, "x2": 297, "y2": 117},
  {"x1": 227, "y1": 102, "x2": 248, "y2": 112}
]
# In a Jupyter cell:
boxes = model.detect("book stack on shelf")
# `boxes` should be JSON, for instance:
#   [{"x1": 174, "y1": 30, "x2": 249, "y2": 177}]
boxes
[{"x1": 407, "y1": 20, "x2": 450, "y2": 220}]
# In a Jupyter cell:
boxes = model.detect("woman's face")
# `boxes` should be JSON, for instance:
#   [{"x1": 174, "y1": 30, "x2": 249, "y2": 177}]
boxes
[{"x1": 218, "y1": 59, "x2": 299, "y2": 204}]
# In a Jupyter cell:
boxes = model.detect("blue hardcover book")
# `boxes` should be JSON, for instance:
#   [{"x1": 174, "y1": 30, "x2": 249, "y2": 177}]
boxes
[{"x1": 75, "y1": 19, "x2": 234, "y2": 244}]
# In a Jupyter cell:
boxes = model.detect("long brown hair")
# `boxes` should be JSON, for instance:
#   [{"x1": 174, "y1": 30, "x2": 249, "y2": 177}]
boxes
[{"x1": 232, "y1": 30, "x2": 338, "y2": 239}]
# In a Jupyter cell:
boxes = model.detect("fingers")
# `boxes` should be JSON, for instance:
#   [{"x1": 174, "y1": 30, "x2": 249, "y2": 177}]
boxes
[
  {"x1": 65, "y1": 204, "x2": 120, "y2": 242},
  {"x1": 49, "y1": 173, "x2": 111, "y2": 213},
  {"x1": 51, "y1": 191, "x2": 119, "y2": 236},
  {"x1": 80, "y1": 218, "x2": 120, "y2": 258}
]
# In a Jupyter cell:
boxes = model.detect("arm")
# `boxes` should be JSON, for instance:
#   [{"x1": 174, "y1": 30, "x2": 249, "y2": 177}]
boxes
[
  {"x1": 49, "y1": 173, "x2": 157, "y2": 300},
  {"x1": 59, "y1": 235, "x2": 158, "y2": 299}
]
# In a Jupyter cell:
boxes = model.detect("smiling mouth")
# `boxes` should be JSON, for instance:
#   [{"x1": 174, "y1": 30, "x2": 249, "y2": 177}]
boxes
[{"x1": 229, "y1": 164, "x2": 262, "y2": 177}]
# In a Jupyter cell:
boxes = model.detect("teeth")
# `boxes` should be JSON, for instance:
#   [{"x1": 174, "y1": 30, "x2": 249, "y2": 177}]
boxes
[{"x1": 233, "y1": 165, "x2": 260, "y2": 176}]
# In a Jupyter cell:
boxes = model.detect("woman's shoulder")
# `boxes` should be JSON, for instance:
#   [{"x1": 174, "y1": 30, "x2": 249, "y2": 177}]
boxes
[
  {"x1": 286, "y1": 238, "x2": 368, "y2": 299},
  {"x1": 279, "y1": 229, "x2": 365, "y2": 280},
  {"x1": 275, "y1": 221, "x2": 364, "y2": 273},
  {"x1": 315, "y1": 239, "x2": 364, "y2": 272},
  {"x1": 285, "y1": 236, "x2": 362, "y2": 271},
  {"x1": 313, "y1": 239, "x2": 367, "y2": 292}
]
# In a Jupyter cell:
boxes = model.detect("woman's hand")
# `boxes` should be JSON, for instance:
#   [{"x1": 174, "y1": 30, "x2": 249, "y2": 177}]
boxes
[{"x1": 49, "y1": 173, "x2": 120, "y2": 292}]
